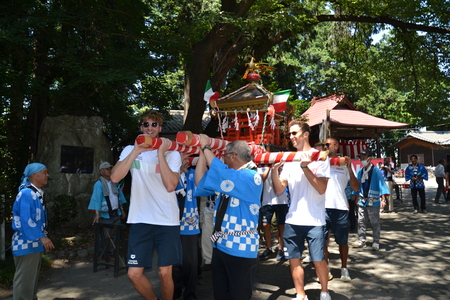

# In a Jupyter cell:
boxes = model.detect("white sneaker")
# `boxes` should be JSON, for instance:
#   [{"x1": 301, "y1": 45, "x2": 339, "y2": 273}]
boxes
[
  {"x1": 340, "y1": 267, "x2": 351, "y2": 282},
  {"x1": 291, "y1": 295, "x2": 308, "y2": 300},
  {"x1": 372, "y1": 242, "x2": 380, "y2": 251},
  {"x1": 313, "y1": 271, "x2": 333, "y2": 282},
  {"x1": 352, "y1": 240, "x2": 366, "y2": 248},
  {"x1": 320, "y1": 291, "x2": 331, "y2": 300},
  {"x1": 302, "y1": 255, "x2": 311, "y2": 263}
]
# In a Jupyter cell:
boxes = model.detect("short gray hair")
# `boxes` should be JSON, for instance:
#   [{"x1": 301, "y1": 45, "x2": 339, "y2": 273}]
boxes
[{"x1": 226, "y1": 140, "x2": 252, "y2": 162}]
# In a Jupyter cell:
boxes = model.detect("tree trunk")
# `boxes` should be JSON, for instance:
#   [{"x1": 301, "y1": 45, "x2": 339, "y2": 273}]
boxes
[{"x1": 182, "y1": 24, "x2": 237, "y2": 133}]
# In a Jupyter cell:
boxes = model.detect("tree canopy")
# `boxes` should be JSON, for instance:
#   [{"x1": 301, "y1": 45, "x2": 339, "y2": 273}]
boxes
[{"x1": 1, "y1": 0, "x2": 450, "y2": 200}]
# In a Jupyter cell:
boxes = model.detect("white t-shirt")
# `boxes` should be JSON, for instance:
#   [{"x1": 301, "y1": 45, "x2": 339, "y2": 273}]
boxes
[
  {"x1": 259, "y1": 168, "x2": 288, "y2": 206},
  {"x1": 325, "y1": 165, "x2": 351, "y2": 211},
  {"x1": 119, "y1": 145, "x2": 182, "y2": 226},
  {"x1": 280, "y1": 150, "x2": 330, "y2": 226}
]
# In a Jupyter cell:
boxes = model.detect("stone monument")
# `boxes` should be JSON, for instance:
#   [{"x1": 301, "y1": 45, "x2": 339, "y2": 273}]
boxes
[{"x1": 36, "y1": 115, "x2": 114, "y2": 227}]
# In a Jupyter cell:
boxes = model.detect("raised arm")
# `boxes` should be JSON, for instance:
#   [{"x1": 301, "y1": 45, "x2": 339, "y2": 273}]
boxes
[
  {"x1": 195, "y1": 150, "x2": 207, "y2": 185},
  {"x1": 302, "y1": 162, "x2": 329, "y2": 195},
  {"x1": 157, "y1": 137, "x2": 180, "y2": 192},
  {"x1": 271, "y1": 162, "x2": 288, "y2": 195},
  {"x1": 260, "y1": 167, "x2": 271, "y2": 182},
  {"x1": 345, "y1": 156, "x2": 360, "y2": 192},
  {"x1": 111, "y1": 139, "x2": 149, "y2": 183},
  {"x1": 199, "y1": 134, "x2": 216, "y2": 167}
]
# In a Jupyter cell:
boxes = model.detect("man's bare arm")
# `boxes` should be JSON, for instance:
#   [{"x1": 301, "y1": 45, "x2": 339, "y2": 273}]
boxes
[
  {"x1": 195, "y1": 151, "x2": 207, "y2": 186},
  {"x1": 111, "y1": 139, "x2": 149, "y2": 183},
  {"x1": 157, "y1": 137, "x2": 180, "y2": 192},
  {"x1": 271, "y1": 162, "x2": 287, "y2": 195},
  {"x1": 302, "y1": 162, "x2": 328, "y2": 195},
  {"x1": 345, "y1": 157, "x2": 360, "y2": 192}
]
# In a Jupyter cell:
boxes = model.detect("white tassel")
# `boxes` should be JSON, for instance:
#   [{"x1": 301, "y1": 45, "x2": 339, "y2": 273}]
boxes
[
  {"x1": 270, "y1": 114, "x2": 276, "y2": 129},
  {"x1": 221, "y1": 114, "x2": 228, "y2": 133},
  {"x1": 254, "y1": 110, "x2": 260, "y2": 128},
  {"x1": 247, "y1": 109, "x2": 255, "y2": 131}
]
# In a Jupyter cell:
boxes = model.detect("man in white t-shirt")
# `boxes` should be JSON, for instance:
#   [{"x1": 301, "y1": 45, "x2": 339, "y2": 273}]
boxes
[
  {"x1": 322, "y1": 138, "x2": 359, "y2": 282},
  {"x1": 111, "y1": 110, "x2": 182, "y2": 300},
  {"x1": 271, "y1": 120, "x2": 331, "y2": 300}
]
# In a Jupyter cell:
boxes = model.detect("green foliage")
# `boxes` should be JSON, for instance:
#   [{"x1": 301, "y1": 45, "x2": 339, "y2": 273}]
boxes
[
  {"x1": 51, "y1": 195, "x2": 78, "y2": 227},
  {"x1": 1, "y1": 0, "x2": 450, "y2": 197},
  {"x1": 289, "y1": 99, "x2": 311, "y2": 120}
]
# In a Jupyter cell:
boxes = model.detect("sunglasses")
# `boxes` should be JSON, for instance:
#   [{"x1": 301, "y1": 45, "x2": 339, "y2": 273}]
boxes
[
  {"x1": 289, "y1": 131, "x2": 298, "y2": 136},
  {"x1": 323, "y1": 143, "x2": 331, "y2": 147},
  {"x1": 223, "y1": 152, "x2": 236, "y2": 157},
  {"x1": 141, "y1": 122, "x2": 159, "y2": 128}
]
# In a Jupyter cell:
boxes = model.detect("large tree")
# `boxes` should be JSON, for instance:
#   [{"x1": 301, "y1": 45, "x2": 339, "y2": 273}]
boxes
[
  {"x1": 2, "y1": 0, "x2": 450, "y2": 201},
  {"x1": 0, "y1": 0, "x2": 154, "y2": 197},
  {"x1": 151, "y1": 0, "x2": 449, "y2": 132}
]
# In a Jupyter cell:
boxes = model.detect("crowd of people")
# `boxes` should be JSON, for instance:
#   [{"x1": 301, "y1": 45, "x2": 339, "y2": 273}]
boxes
[{"x1": 12, "y1": 109, "x2": 447, "y2": 300}]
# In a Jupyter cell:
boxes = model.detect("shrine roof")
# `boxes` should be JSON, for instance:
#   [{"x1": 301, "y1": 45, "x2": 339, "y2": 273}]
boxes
[
  {"x1": 393, "y1": 130, "x2": 450, "y2": 146},
  {"x1": 302, "y1": 94, "x2": 408, "y2": 129}
]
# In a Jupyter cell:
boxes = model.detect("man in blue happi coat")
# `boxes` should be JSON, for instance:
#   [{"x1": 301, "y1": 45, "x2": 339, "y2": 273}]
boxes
[
  {"x1": 195, "y1": 136, "x2": 262, "y2": 300},
  {"x1": 352, "y1": 150, "x2": 389, "y2": 251},
  {"x1": 12, "y1": 163, "x2": 55, "y2": 300},
  {"x1": 405, "y1": 155, "x2": 429, "y2": 213}
]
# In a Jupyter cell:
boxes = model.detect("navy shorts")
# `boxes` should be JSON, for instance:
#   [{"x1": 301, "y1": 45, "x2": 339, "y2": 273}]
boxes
[
  {"x1": 261, "y1": 204, "x2": 289, "y2": 225},
  {"x1": 127, "y1": 223, "x2": 182, "y2": 268},
  {"x1": 325, "y1": 209, "x2": 349, "y2": 245},
  {"x1": 283, "y1": 223, "x2": 326, "y2": 262}
]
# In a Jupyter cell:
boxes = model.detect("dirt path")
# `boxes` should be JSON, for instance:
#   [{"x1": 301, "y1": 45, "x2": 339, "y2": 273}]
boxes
[{"x1": 2, "y1": 180, "x2": 449, "y2": 300}]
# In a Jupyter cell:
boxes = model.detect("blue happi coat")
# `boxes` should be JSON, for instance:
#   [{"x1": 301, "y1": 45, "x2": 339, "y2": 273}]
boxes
[
  {"x1": 353, "y1": 165, "x2": 390, "y2": 207},
  {"x1": 405, "y1": 163, "x2": 428, "y2": 189},
  {"x1": 195, "y1": 158, "x2": 262, "y2": 259},
  {"x1": 12, "y1": 187, "x2": 47, "y2": 256},
  {"x1": 175, "y1": 168, "x2": 200, "y2": 235}
]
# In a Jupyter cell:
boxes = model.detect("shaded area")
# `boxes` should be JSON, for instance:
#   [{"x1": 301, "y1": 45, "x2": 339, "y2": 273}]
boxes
[{"x1": 1, "y1": 182, "x2": 449, "y2": 300}]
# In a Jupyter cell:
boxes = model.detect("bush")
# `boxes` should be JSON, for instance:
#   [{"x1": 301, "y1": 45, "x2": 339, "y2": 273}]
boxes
[{"x1": 51, "y1": 194, "x2": 78, "y2": 227}]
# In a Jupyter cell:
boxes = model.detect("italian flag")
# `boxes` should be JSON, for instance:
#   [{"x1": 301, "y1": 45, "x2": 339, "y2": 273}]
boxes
[
  {"x1": 204, "y1": 80, "x2": 221, "y2": 104},
  {"x1": 272, "y1": 89, "x2": 291, "y2": 112}
]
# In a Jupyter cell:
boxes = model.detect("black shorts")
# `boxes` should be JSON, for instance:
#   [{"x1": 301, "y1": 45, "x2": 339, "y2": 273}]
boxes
[
  {"x1": 127, "y1": 223, "x2": 182, "y2": 268},
  {"x1": 260, "y1": 204, "x2": 289, "y2": 225}
]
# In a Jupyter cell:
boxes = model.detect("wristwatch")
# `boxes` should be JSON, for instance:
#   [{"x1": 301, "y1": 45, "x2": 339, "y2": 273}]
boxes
[{"x1": 202, "y1": 145, "x2": 212, "y2": 152}]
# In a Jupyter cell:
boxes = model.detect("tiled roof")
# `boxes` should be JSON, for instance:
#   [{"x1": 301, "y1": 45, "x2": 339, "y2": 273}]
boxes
[
  {"x1": 406, "y1": 131, "x2": 450, "y2": 145},
  {"x1": 302, "y1": 94, "x2": 408, "y2": 129},
  {"x1": 161, "y1": 110, "x2": 211, "y2": 134}
]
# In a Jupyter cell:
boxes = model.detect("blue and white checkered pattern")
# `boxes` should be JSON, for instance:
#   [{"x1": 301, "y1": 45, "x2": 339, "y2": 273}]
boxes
[
  {"x1": 11, "y1": 188, "x2": 46, "y2": 256},
  {"x1": 194, "y1": 158, "x2": 263, "y2": 258},
  {"x1": 180, "y1": 206, "x2": 200, "y2": 234},
  {"x1": 214, "y1": 202, "x2": 260, "y2": 256},
  {"x1": 12, "y1": 232, "x2": 40, "y2": 252}
]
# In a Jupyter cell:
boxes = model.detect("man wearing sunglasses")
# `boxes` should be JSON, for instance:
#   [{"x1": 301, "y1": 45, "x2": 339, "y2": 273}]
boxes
[
  {"x1": 271, "y1": 120, "x2": 331, "y2": 300},
  {"x1": 111, "y1": 110, "x2": 182, "y2": 300},
  {"x1": 322, "y1": 138, "x2": 359, "y2": 283}
]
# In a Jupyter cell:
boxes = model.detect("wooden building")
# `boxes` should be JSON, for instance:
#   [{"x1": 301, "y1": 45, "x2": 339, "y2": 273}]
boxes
[{"x1": 392, "y1": 131, "x2": 450, "y2": 166}]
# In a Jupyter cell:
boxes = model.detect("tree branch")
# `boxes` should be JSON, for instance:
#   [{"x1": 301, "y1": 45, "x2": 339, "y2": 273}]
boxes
[{"x1": 317, "y1": 15, "x2": 450, "y2": 34}]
